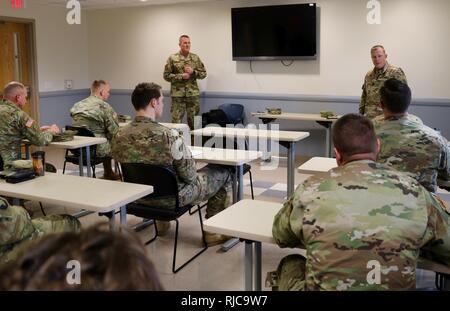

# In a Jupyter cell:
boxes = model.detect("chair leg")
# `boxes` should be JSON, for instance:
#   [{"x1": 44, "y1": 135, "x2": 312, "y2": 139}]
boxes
[
  {"x1": 189, "y1": 203, "x2": 206, "y2": 215},
  {"x1": 115, "y1": 162, "x2": 123, "y2": 181},
  {"x1": 39, "y1": 202, "x2": 46, "y2": 216},
  {"x1": 92, "y1": 165, "x2": 96, "y2": 178},
  {"x1": 145, "y1": 220, "x2": 159, "y2": 245},
  {"x1": 249, "y1": 170, "x2": 254, "y2": 200},
  {"x1": 172, "y1": 211, "x2": 208, "y2": 273},
  {"x1": 62, "y1": 160, "x2": 67, "y2": 174}
]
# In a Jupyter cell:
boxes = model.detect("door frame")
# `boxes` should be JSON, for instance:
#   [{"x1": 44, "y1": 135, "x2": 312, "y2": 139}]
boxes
[{"x1": 0, "y1": 16, "x2": 39, "y2": 121}]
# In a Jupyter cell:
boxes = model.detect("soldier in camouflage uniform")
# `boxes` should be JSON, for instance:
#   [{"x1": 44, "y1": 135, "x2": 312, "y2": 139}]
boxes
[
  {"x1": 360, "y1": 45, "x2": 407, "y2": 119},
  {"x1": 111, "y1": 82, "x2": 232, "y2": 246},
  {"x1": 270, "y1": 114, "x2": 450, "y2": 290},
  {"x1": 70, "y1": 80, "x2": 120, "y2": 180},
  {"x1": 374, "y1": 78, "x2": 450, "y2": 193},
  {"x1": 0, "y1": 196, "x2": 81, "y2": 265},
  {"x1": 163, "y1": 35, "x2": 207, "y2": 130},
  {"x1": 0, "y1": 82, "x2": 60, "y2": 170}
]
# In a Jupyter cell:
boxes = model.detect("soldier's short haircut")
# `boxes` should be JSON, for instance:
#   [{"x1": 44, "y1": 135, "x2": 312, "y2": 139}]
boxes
[
  {"x1": 380, "y1": 78, "x2": 411, "y2": 114},
  {"x1": 3, "y1": 81, "x2": 25, "y2": 99},
  {"x1": 0, "y1": 224, "x2": 164, "y2": 291},
  {"x1": 91, "y1": 80, "x2": 108, "y2": 93},
  {"x1": 371, "y1": 45, "x2": 386, "y2": 53},
  {"x1": 179, "y1": 34, "x2": 190, "y2": 43},
  {"x1": 332, "y1": 114, "x2": 377, "y2": 158},
  {"x1": 131, "y1": 82, "x2": 162, "y2": 111}
]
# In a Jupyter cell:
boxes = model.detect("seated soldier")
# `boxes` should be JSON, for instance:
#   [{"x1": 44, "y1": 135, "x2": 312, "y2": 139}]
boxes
[
  {"x1": 373, "y1": 78, "x2": 450, "y2": 193},
  {"x1": 70, "y1": 80, "x2": 120, "y2": 180},
  {"x1": 0, "y1": 82, "x2": 59, "y2": 170},
  {"x1": 111, "y1": 82, "x2": 232, "y2": 246},
  {"x1": 0, "y1": 197, "x2": 81, "y2": 265},
  {"x1": 270, "y1": 114, "x2": 450, "y2": 291},
  {"x1": 0, "y1": 224, "x2": 163, "y2": 290}
]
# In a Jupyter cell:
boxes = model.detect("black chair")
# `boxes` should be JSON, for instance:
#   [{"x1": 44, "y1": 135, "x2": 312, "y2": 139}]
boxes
[
  {"x1": 216, "y1": 104, "x2": 255, "y2": 199},
  {"x1": 120, "y1": 163, "x2": 208, "y2": 273},
  {"x1": 62, "y1": 125, "x2": 121, "y2": 179}
]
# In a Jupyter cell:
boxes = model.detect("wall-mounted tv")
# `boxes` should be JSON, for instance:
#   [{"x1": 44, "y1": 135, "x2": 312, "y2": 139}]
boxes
[{"x1": 231, "y1": 3, "x2": 317, "y2": 61}]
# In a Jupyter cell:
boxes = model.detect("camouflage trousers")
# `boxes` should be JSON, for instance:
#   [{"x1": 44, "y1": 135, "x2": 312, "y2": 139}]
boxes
[
  {"x1": 171, "y1": 96, "x2": 200, "y2": 130},
  {"x1": 266, "y1": 254, "x2": 306, "y2": 291},
  {"x1": 0, "y1": 205, "x2": 81, "y2": 265},
  {"x1": 184, "y1": 164, "x2": 233, "y2": 219}
]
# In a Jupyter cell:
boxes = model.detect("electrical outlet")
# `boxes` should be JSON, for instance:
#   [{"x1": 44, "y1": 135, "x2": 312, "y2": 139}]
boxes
[{"x1": 64, "y1": 79, "x2": 73, "y2": 90}]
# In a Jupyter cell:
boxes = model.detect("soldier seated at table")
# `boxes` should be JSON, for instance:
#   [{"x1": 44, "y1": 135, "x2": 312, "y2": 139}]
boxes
[
  {"x1": 373, "y1": 78, "x2": 450, "y2": 193},
  {"x1": 0, "y1": 196, "x2": 80, "y2": 265},
  {"x1": 0, "y1": 81, "x2": 59, "y2": 171},
  {"x1": 70, "y1": 80, "x2": 120, "y2": 180},
  {"x1": 270, "y1": 114, "x2": 450, "y2": 291},
  {"x1": 111, "y1": 82, "x2": 232, "y2": 246}
]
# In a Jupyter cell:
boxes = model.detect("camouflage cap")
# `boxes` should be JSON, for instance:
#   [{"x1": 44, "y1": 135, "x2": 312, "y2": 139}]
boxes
[
  {"x1": 11, "y1": 160, "x2": 33, "y2": 170},
  {"x1": 320, "y1": 110, "x2": 338, "y2": 119},
  {"x1": 52, "y1": 130, "x2": 77, "y2": 142},
  {"x1": 266, "y1": 107, "x2": 282, "y2": 115}
]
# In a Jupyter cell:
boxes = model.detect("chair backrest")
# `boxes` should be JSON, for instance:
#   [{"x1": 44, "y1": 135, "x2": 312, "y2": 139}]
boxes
[
  {"x1": 201, "y1": 109, "x2": 228, "y2": 128},
  {"x1": 120, "y1": 163, "x2": 181, "y2": 209},
  {"x1": 65, "y1": 125, "x2": 97, "y2": 158},
  {"x1": 65, "y1": 125, "x2": 95, "y2": 137},
  {"x1": 218, "y1": 103, "x2": 245, "y2": 125}
]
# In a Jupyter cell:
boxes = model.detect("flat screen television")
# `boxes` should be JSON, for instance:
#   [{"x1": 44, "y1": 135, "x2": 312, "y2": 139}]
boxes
[{"x1": 231, "y1": 3, "x2": 317, "y2": 61}]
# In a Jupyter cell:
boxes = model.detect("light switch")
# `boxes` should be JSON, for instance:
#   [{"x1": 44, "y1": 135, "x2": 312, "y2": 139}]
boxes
[{"x1": 64, "y1": 79, "x2": 73, "y2": 90}]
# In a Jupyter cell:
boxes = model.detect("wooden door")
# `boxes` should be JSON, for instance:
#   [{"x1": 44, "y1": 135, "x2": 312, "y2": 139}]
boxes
[{"x1": 0, "y1": 20, "x2": 32, "y2": 116}]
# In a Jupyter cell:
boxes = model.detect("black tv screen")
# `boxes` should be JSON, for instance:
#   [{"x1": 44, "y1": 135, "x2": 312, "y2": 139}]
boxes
[{"x1": 231, "y1": 3, "x2": 317, "y2": 60}]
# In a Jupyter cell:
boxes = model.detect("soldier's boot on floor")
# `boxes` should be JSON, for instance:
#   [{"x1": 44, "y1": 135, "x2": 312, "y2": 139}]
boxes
[
  {"x1": 155, "y1": 220, "x2": 171, "y2": 236},
  {"x1": 204, "y1": 231, "x2": 232, "y2": 247},
  {"x1": 102, "y1": 159, "x2": 121, "y2": 180}
]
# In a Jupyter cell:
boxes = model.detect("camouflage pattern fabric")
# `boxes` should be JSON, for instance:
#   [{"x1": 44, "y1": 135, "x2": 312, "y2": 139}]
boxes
[
  {"x1": 0, "y1": 198, "x2": 80, "y2": 265},
  {"x1": 111, "y1": 116, "x2": 231, "y2": 217},
  {"x1": 360, "y1": 63, "x2": 407, "y2": 119},
  {"x1": 70, "y1": 95, "x2": 119, "y2": 157},
  {"x1": 272, "y1": 160, "x2": 450, "y2": 291},
  {"x1": 163, "y1": 52, "x2": 206, "y2": 130},
  {"x1": 171, "y1": 97, "x2": 200, "y2": 130},
  {"x1": 374, "y1": 114, "x2": 450, "y2": 193},
  {"x1": 0, "y1": 99, "x2": 53, "y2": 170}
]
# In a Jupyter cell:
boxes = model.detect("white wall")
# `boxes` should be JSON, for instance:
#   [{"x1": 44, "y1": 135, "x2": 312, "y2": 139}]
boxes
[
  {"x1": 0, "y1": 0, "x2": 90, "y2": 91},
  {"x1": 87, "y1": 0, "x2": 450, "y2": 99}
]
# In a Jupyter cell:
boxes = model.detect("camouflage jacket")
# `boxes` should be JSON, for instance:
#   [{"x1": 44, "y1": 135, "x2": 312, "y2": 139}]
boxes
[
  {"x1": 111, "y1": 116, "x2": 197, "y2": 206},
  {"x1": 374, "y1": 114, "x2": 450, "y2": 193},
  {"x1": 0, "y1": 197, "x2": 36, "y2": 261},
  {"x1": 70, "y1": 95, "x2": 119, "y2": 156},
  {"x1": 70, "y1": 95, "x2": 119, "y2": 140},
  {"x1": 360, "y1": 63, "x2": 407, "y2": 119},
  {"x1": 163, "y1": 52, "x2": 207, "y2": 97},
  {"x1": 0, "y1": 99, "x2": 53, "y2": 170},
  {"x1": 273, "y1": 160, "x2": 450, "y2": 290}
]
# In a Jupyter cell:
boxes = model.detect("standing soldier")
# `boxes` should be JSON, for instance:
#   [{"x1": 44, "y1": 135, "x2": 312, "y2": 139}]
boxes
[
  {"x1": 0, "y1": 81, "x2": 59, "y2": 170},
  {"x1": 164, "y1": 35, "x2": 207, "y2": 130},
  {"x1": 70, "y1": 80, "x2": 120, "y2": 180},
  {"x1": 270, "y1": 114, "x2": 450, "y2": 291},
  {"x1": 111, "y1": 82, "x2": 232, "y2": 246},
  {"x1": 360, "y1": 45, "x2": 407, "y2": 119}
]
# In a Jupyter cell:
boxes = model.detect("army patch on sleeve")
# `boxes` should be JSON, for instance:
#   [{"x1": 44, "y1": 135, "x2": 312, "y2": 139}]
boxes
[{"x1": 25, "y1": 118, "x2": 34, "y2": 128}]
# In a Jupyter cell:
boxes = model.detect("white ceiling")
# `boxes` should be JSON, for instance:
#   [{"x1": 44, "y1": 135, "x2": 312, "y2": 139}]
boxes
[{"x1": 33, "y1": 0, "x2": 219, "y2": 10}]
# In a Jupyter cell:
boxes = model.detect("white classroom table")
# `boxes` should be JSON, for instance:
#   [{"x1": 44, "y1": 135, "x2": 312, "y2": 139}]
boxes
[
  {"x1": 252, "y1": 112, "x2": 339, "y2": 157},
  {"x1": 204, "y1": 199, "x2": 450, "y2": 291},
  {"x1": 0, "y1": 172, "x2": 153, "y2": 229},
  {"x1": 190, "y1": 146, "x2": 261, "y2": 203},
  {"x1": 43, "y1": 136, "x2": 107, "y2": 177},
  {"x1": 191, "y1": 127, "x2": 310, "y2": 197}
]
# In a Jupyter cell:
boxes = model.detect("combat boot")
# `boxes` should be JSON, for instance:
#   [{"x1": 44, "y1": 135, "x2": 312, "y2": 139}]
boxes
[{"x1": 204, "y1": 231, "x2": 232, "y2": 247}]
